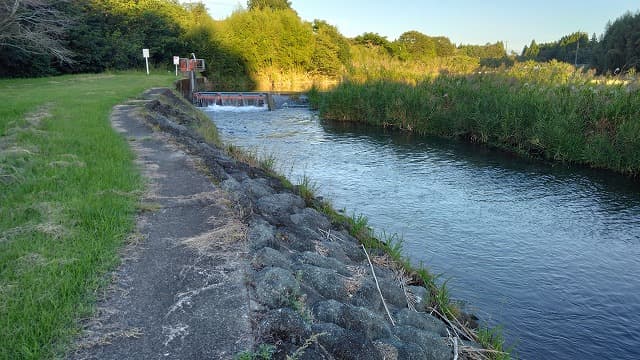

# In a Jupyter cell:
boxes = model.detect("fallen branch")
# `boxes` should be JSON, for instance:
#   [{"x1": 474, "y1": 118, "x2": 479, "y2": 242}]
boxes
[
  {"x1": 393, "y1": 267, "x2": 417, "y2": 311},
  {"x1": 447, "y1": 307, "x2": 479, "y2": 342},
  {"x1": 318, "y1": 228, "x2": 342, "y2": 242},
  {"x1": 362, "y1": 244, "x2": 395, "y2": 326},
  {"x1": 434, "y1": 307, "x2": 509, "y2": 360},
  {"x1": 447, "y1": 328, "x2": 460, "y2": 360},
  {"x1": 428, "y1": 307, "x2": 474, "y2": 341},
  {"x1": 460, "y1": 346, "x2": 508, "y2": 355},
  {"x1": 460, "y1": 345, "x2": 510, "y2": 360}
]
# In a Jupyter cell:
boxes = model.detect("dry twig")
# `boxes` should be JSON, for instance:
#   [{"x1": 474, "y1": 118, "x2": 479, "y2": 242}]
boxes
[
  {"x1": 447, "y1": 328, "x2": 459, "y2": 360},
  {"x1": 393, "y1": 267, "x2": 417, "y2": 311},
  {"x1": 318, "y1": 228, "x2": 342, "y2": 242},
  {"x1": 362, "y1": 244, "x2": 395, "y2": 326}
]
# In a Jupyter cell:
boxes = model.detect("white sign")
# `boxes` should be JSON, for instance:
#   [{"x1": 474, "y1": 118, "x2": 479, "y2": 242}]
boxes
[
  {"x1": 173, "y1": 56, "x2": 179, "y2": 76},
  {"x1": 142, "y1": 48, "x2": 150, "y2": 75}
]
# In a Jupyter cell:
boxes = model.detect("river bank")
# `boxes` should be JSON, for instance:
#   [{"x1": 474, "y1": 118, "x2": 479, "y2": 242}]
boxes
[
  {"x1": 206, "y1": 103, "x2": 640, "y2": 359},
  {"x1": 309, "y1": 73, "x2": 640, "y2": 179},
  {"x1": 77, "y1": 87, "x2": 500, "y2": 359}
]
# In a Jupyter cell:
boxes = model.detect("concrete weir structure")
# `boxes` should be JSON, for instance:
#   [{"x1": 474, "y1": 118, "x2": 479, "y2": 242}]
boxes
[
  {"x1": 193, "y1": 92, "x2": 268, "y2": 108},
  {"x1": 193, "y1": 91, "x2": 309, "y2": 110}
]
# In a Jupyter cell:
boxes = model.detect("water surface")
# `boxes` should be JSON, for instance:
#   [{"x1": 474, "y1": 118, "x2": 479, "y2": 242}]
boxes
[{"x1": 205, "y1": 106, "x2": 640, "y2": 359}]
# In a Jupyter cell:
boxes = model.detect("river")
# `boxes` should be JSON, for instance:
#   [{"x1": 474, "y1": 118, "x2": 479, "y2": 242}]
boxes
[{"x1": 203, "y1": 105, "x2": 640, "y2": 359}]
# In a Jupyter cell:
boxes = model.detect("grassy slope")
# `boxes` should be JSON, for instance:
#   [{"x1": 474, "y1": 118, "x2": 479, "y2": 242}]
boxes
[{"x1": 0, "y1": 72, "x2": 174, "y2": 359}]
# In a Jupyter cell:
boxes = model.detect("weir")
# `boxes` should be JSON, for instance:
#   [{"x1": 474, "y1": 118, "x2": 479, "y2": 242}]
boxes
[
  {"x1": 193, "y1": 91, "x2": 310, "y2": 110},
  {"x1": 193, "y1": 92, "x2": 269, "y2": 109}
]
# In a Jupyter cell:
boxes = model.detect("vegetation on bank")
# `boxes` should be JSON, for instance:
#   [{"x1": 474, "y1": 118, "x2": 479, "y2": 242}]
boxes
[
  {"x1": 310, "y1": 62, "x2": 640, "y2": 178},
  {"x1": 0, "y1": 72, "x2": 174, "y2": 359},
  {"x1": 523, "y1": 11, "x2": 640, "y2": 73},
  {"x1": 0, "y1": 0, "x2": 352, "y2": 90},
  {"x1": 4, "y1": 0, "x2": 639, "y2": 88}
]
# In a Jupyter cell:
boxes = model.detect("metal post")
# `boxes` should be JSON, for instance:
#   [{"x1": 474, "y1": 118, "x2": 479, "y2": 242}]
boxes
[
  {"x1": 189, "y1": 53, "x2": 198, "y2": 100},
  {"x1": 189, "y1": 70, "x2": 196, "y2": 96}
]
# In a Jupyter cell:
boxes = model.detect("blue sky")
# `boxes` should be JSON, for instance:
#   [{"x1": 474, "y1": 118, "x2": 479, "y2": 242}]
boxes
[{"x1": 201, "y1": 0, "x2": 640, "y2": 53}]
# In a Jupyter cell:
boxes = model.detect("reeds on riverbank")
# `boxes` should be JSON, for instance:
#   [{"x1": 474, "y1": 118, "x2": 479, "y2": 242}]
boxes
[{"x1": 312, "y1": 63, "x2": 640, "y2": 177}]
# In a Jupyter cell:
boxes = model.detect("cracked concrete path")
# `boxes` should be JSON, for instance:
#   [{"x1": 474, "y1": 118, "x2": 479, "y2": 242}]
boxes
[{"x1": 69, "y1": 101, "x2": 252, "y2": 359}]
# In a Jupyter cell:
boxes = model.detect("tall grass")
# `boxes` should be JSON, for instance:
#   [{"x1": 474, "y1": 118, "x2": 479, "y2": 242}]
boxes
[
  {"x1": 315, "y1": 62, "x2": 640, "y2": 177},
  {"x1": 0, "y1": 72, "x2": 175, "y2": 359},
  {"x1": 348, "y1": 45, "x2": 480, "y2": 84}
]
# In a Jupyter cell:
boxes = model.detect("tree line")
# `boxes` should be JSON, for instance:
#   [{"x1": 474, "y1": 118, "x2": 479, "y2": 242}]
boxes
[
  {"x1": 352, "y1": 31, "x2": 506, "y2": 63},
  {"x1": 0, "y1": 0, "x2": 515, "y2": 82},
  {"x1": 522, "y1": 10, "x2": 640, "y2": 74},
  {"x1": 0, "y1": 0, "x2": 351, "y2": 82},
  {"x1": 1, "y1": 0, "x2": 638, "y2": 80}
]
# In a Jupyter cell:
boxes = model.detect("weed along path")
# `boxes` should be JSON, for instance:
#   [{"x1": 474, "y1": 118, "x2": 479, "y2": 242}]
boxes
[{"x1": 70, "y1": 88, "x2": 488, "y2": 359}]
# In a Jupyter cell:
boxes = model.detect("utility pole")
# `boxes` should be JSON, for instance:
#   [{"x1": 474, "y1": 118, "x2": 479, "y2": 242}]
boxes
[{"x1": 575, "y1": 40, "x2": 579, "y2": 66}]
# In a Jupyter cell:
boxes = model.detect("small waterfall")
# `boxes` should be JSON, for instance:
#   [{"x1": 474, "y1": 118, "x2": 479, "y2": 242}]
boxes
[{"x1": 193, "y1": 92, "x2": 267, "y2": 109}]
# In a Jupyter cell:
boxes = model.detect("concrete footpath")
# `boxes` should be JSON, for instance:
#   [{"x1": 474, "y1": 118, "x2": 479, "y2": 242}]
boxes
[
  {"x1": 69, "y1": 95, "x2": 252, "y2": 359},
  {"x1": 69, "y1": 88, "x2": 480, "y2": 360}
]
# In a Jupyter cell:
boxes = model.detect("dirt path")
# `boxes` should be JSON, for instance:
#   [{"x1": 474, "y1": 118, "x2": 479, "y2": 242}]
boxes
[{"x1": 69, "y1": 98, "x2": 252, "y2": 359}]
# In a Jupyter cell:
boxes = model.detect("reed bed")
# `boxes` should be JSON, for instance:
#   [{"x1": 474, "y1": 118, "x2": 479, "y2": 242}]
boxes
[{"x1": 313, "y1": 64, "x2": 640, "y2": 177}]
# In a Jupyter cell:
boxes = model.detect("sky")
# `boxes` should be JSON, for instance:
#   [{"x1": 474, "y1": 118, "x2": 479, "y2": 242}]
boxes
[{"x1": 201, "y1": 0, "x2": 640, "y2": 54}]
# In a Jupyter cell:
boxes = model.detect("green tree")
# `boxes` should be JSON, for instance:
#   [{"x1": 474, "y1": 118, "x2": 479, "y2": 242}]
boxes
[
  {"x1": 247, "y1": 0, "x2": 292, "y2": 11},
  {"x1": 353, "y1": 32, "x2": 389, "y2": 48},
  {"x1": 395, "y1": 30, "x2": 437, "y2": 61},
  {"x1": 523, "y1": 39, "x2": 540, "y2": 59},
  {"x1": 432, "y1": 36, "x2": 456, "y2": 57},
  {"x1": 219, "y1": 8, "x2": 313, "y2": 72},
  {"x1": 310, "y1": 20, "x2": 350, "y2": 75},
  {"x1": 459, "y1": 42, "x2": 506, "y2": 59},
  {"x1": 595, "y1": 11, "x2": 640, "y2": 73},
  {"x1": 353, "y1": 32, "x2": 398, "y2": 56},
  {"x1": 61, "y1": 0, "x2": 184, "y2": 72},
  {"x1": 520, "y1": 31, "x2": 597, "y2": 66},
  {"x1": 0, "y1": 0, "x2": 74, "y2": 63}
]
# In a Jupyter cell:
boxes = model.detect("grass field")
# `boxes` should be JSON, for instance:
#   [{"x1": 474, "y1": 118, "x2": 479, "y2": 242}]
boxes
[{"x1": 0, "y1": 72, "x2": 175, "y2": 359}]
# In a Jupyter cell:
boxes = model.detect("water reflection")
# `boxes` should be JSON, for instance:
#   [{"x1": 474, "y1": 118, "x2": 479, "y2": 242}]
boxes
[
  {"x1": 321, "y1": 120, "x2": 640, "y2": 217},
  {"x1": 206, "y1": 108, "x2": 640, "y2": 359}
]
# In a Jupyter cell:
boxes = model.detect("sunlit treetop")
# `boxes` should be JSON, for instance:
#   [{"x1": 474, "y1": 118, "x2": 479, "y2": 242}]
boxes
[{"x1": 246, "y1": 0, "x2": 292, "y2": 11}]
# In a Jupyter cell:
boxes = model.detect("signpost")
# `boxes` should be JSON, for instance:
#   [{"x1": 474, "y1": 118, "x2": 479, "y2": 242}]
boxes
[
  {"x1": 173, "y1": 56, "x2": 179, "y2": 76},
  {"x1": 142, "y1": 48, "x2": 150, "y2": 75},
  {"x1": 176, "y1": 53, "x2": 205, "y2": 101}
]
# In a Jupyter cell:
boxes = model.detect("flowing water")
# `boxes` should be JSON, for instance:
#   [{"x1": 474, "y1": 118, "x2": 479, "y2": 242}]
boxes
[{"x1": 204, "y1": 106, "x2": 640, "y2": 359}]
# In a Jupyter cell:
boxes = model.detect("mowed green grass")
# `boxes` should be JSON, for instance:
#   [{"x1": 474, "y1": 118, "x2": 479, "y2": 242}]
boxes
[{"x1": 0, "y1": 72, "x2": 175, "y2": 359}]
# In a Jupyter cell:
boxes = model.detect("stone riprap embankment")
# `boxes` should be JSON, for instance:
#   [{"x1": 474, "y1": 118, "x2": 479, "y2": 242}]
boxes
[{"x1": 73, "y1": 87, "x2": 479, "y2": 359}]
